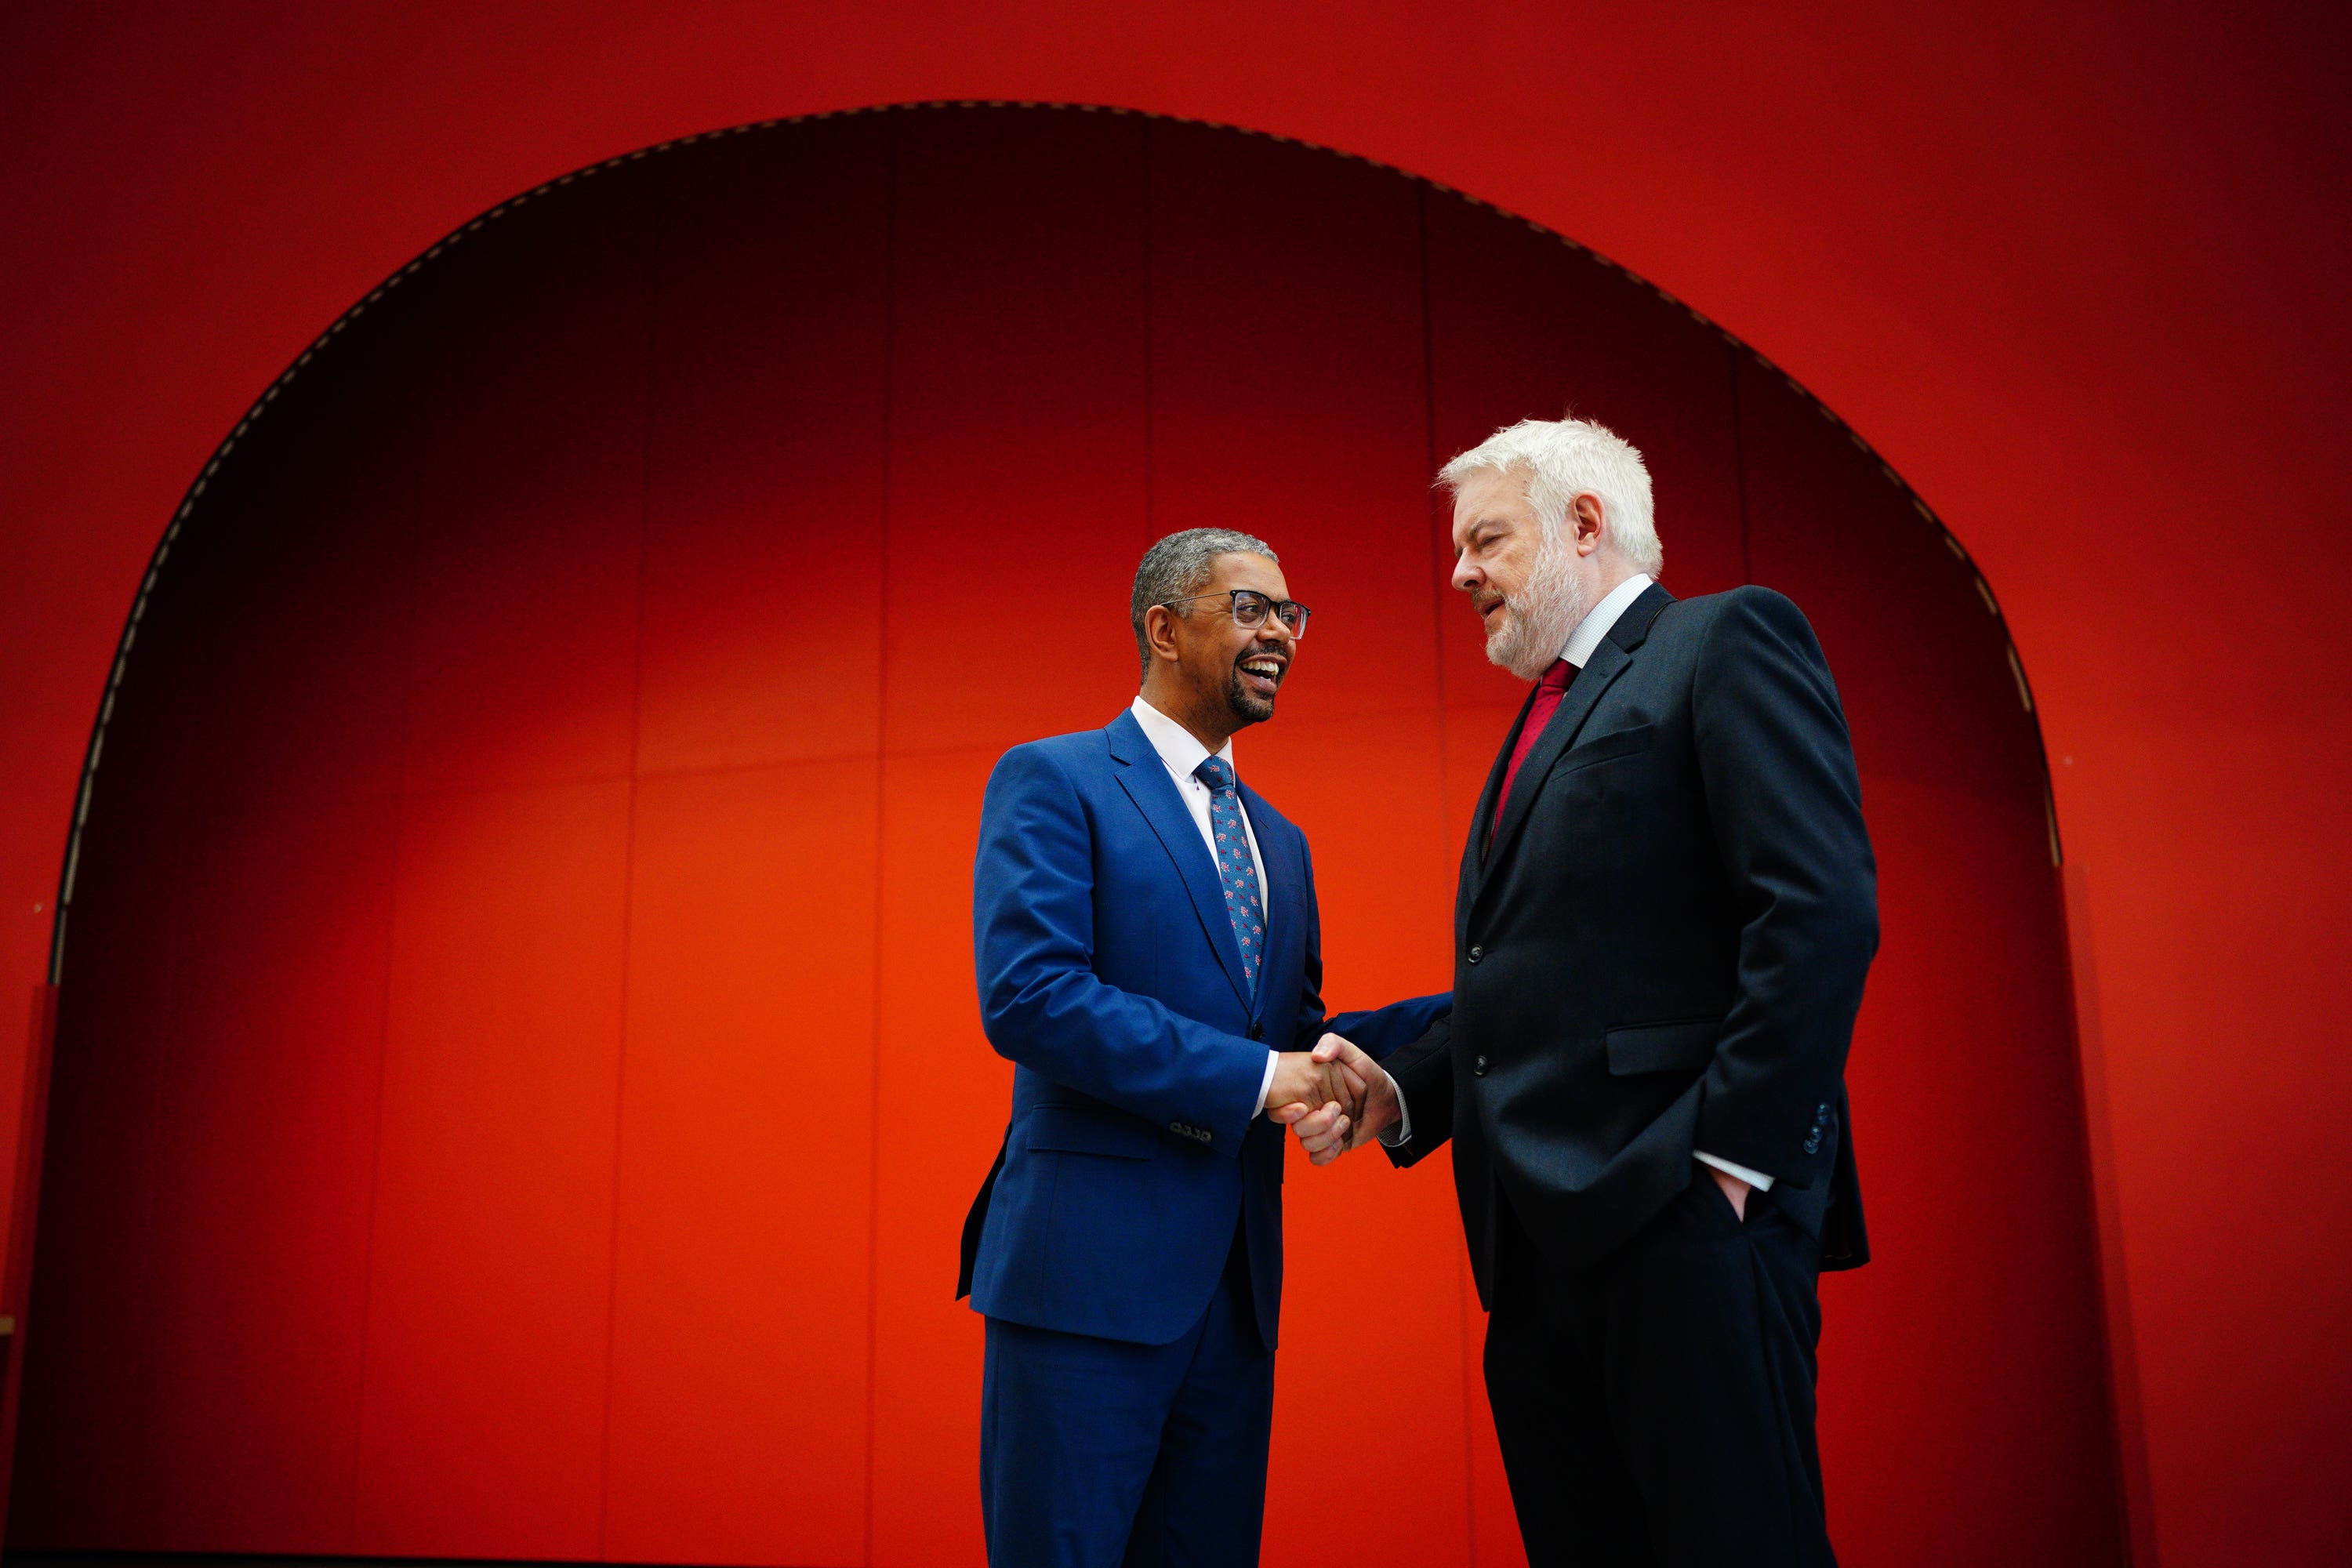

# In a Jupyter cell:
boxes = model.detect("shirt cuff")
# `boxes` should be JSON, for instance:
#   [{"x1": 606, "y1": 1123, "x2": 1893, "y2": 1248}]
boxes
[
  {"x1": 1694, "y1": 1150, "x2": 1774, "y2": 1192},
  {"x1": 1252, "y1": 1049, "x2": 1279, "y2": 1119},
  {"x1": 1376, "y1": 1068, "x2": 1413, "y2": 1146}
]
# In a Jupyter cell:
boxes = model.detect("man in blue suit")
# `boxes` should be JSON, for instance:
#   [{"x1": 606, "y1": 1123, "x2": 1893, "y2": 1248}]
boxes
[{"x1": 957, "y1": 527, "x2": 1448, "y2": 1567}]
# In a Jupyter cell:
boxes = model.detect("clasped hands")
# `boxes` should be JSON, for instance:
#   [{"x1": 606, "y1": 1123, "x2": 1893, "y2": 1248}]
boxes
[{"x1": 1264, "y1": 1033, "x2": 1393, "y2": 1164}]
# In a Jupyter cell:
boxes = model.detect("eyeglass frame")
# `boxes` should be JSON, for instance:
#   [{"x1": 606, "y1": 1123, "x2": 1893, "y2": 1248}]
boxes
[{"x1": 1156, "y1": 588, "x2": 1312, "y2": 638}]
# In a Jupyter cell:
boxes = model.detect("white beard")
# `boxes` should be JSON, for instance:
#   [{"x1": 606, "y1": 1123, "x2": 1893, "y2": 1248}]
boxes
[{"x1": 1484, "y1": 536, "x2": 1588, "y2": 681}]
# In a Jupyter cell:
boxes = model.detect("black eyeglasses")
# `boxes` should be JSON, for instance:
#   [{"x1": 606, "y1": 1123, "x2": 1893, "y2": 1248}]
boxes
[{"x1": 1160, "y1": 589, "x2": 1312, "y2": 638}]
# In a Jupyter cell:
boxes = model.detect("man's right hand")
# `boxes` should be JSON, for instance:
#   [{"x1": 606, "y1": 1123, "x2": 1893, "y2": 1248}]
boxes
[
  {"x1": 1278, "y1": 1033, "x2": 1399, "y2": 1163},
  {"x1": 1265, "y1": 1046, "x2": 1367, "y2": 1127}
]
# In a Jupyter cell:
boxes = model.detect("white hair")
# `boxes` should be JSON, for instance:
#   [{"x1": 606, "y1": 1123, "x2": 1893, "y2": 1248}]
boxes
[{"x1": 1437, "y1": 417, "x2": 1663, "y2": 578}]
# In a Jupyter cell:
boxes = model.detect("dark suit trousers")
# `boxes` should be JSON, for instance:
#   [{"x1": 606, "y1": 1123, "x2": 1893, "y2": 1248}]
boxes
[
  {"x1": 1484, "y1": 1171, "x2": 1834, "y2": 1568},
  {"x1": 982, "y1": 1224, "x2": 1275, "y2": 1568}
]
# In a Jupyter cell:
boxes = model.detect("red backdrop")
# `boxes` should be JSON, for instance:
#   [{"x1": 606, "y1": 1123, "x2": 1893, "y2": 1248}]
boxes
[
  {"x1": 11, "y1": 108, "x2": 2111, "y2": 1567},
  {"x1": 1, "y1": 7, "x2": 2347, "y2": 1567}
]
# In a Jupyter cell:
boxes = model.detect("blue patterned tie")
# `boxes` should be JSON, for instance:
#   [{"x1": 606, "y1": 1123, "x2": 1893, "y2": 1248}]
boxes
[{"x1": 1193, "y1": 756, "x2": 1265, "y2": 994}]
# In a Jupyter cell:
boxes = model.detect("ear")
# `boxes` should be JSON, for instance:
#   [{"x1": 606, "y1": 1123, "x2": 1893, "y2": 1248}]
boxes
[
  {"x1": 1144, "y1": 603, "x2": 1185, "y2": 663},
  {"x1": 1570, "y1": 492, "x2": 1606, "y2": 557}
]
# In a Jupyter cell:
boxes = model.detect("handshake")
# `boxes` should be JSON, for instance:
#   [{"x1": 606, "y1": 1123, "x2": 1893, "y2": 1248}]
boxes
[{"x1": 1263, "y1": 1033, "x2": 1396, "y2": 1164}]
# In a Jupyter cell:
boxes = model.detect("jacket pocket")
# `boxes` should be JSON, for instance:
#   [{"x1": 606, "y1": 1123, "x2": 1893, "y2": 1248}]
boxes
[
  {"x1": 1559, "y1": 722, "x2": 1656, "y2": 772},
  {"x1": 1023, "y1": 1105, "x2": 1160, "y2": 1160},
  {"x1": 1605, "y1": 1015, "x2": 1721, "y2": 1075}
]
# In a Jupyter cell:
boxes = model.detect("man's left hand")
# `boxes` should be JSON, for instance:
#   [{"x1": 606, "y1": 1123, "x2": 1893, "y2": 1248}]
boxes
[{"x1": 1710, "y1": 1165, "x2": 1750, "y2": 1221}]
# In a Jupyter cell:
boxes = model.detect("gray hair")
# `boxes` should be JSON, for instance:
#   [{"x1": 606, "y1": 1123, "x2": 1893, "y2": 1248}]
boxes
[
  {"x1": 1131, "y1": 528, "x2": 1279, "y2": 678},
  {"x1": 1438, "y1": 417, "x2": 1664, "y2": 578}
]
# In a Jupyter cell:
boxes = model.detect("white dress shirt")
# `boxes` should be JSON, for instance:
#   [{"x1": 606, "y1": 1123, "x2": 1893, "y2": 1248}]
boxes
[
  {"x1": 1376, "y1": 575, "x2": 1774, "y2": 1193},
  {"x1": 1127, "y1": 697, "x2": 1283, "y2": 1120}
]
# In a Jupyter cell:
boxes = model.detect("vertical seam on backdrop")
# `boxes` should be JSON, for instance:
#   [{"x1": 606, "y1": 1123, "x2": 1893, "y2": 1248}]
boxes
[
  {"x1": 1414, "y1": 184, "x2": 1478, "y2": 1566},
  {"x1": 863, "y1": 105, "x2": 899, "y2": 1568},
  {"x1": 121, "y1": 833, "x2": 187, "y2": 1540},
  {"x1": 1417, "y1": 189, "x2": 1452, "y2": 797},
  {"x1": 596, "y1": 167, "x2": 667, "y2": 1556},
  {"x1": 1142, "y1": 118, "x2": 1156, "y2": 540},
  {"x1": 1730, "y1": 349, "x2": 1752, "y2": 585},
  {"x1": 348, "y1": 453, "x2": 425, "y2": 1548}
]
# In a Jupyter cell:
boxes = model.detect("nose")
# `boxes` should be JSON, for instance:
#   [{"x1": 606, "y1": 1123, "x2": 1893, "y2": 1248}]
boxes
[{"x1": 1452, "y1": 547, "x2": 1482, "y2": 594}]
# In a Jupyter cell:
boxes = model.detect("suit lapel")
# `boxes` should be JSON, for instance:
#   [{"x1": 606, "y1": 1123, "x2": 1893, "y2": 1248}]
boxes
[
  {"x1": 1457, "y1": 682, "x2": 1537, "y2": 933},
  {"x1": 1471, "y1": 583, "x2": 1676, "y2": 904},
  {"x1": 1106, "y1": 711, "x2": 1254, "y2": 1011},
  {"x1": 1473, "y1": 639, "x2": 1629, "y2": 897}
]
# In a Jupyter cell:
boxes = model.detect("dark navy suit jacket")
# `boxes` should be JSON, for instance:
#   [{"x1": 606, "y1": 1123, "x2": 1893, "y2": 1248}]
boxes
[
  {"x1": 958, "y1": 708, "x2": 1448, "y2": 1348},
  {"x1": 1385, "y1": 584, "x2": 1878, "y2": 1298}
]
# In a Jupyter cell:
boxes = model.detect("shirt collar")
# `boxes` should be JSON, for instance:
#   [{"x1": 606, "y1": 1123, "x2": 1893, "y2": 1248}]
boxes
[
  {"x1": 1559, "y1": 573, "x2": 1655, "y2": 669},
  {"x1": 1130, "y1": 695, "x2": 1236, "y2": 782}
]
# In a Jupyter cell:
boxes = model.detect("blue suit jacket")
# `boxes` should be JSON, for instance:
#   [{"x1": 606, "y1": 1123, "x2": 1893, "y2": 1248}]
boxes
[{"x1": 957, "y1": 709, "x2": 1449, "y2": 1348}]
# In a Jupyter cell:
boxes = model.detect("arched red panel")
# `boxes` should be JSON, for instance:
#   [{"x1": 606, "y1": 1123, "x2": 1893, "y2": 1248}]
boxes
[{"x1": 13, "y1": 104, "x2": 2122, "y2": 1567}]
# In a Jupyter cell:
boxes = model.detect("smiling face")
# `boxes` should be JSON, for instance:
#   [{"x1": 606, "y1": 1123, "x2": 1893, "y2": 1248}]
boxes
[
  {"x1": 1142, "y1": 550, "x2": 1296, "y2": 746},
  {"x1": 1450, "y1": 466, "x2": 1591, "y2": 681}
]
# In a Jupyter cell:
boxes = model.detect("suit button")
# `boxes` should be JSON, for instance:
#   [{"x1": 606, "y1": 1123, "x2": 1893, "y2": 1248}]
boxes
[
  {"x1": 1817, "y1": 1103, "x2": 1831, "y2": 1121},
  {"x1": 1249, "y1": 1025, "x2": 1265, "y2": 1042},
  {"x1": 1473, "y1": 1055, "x2": 1490, "y2": 1076},
  {"x1": 1804, "y1": 1135, "x2": 1821, "y2": 1154},
  {"x1": 1468, "y1": 946, "x2": 1483, "y2": 965}
]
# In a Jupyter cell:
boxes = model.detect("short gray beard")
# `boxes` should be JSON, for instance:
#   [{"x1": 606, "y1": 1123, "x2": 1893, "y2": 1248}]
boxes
[{"x1": 1485, "y1": 535, "x2": 1588, "y2": 682}]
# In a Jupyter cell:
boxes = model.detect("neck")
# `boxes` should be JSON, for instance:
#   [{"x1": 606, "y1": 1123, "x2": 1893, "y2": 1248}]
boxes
[
  {"x1": 1138, "y1": 677, "x2": 1237, "y2": 754},
  {"x1": 1576, "y1": 558, "x2": 1639, "y2": 615}
]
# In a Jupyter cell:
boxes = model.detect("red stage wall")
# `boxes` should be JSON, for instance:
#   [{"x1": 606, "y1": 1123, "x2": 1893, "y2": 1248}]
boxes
[
  {"x1": 1, "y1": 8, "x2": 2346, "y2": 1568},
  {"x1": 13, "y1": 109, "x2": 2112, "y2": 1568}
]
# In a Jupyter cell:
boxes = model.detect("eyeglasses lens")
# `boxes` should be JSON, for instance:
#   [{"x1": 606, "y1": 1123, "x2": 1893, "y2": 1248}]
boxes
[{"x1": 1221, "y1": 590, "x2": 1307, "y2": 637}]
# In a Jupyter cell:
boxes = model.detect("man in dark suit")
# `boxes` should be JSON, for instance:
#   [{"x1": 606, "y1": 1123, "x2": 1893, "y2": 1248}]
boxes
[
  {"x1": 958, "y1": 527, "x2": 1448, "y2": 1567},
  {"x1": 1294, "y1": 419, "x2": 1878, "y2": 1566}
]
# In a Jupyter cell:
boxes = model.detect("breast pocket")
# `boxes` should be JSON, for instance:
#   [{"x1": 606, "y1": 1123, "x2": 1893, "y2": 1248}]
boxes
[
  {"x1": 1559, "y1": 722, "x2": 1656, "y2": 774},
  {"x1": 1023, "y1": 1105, "x2": 1160, "y2": 1160}
]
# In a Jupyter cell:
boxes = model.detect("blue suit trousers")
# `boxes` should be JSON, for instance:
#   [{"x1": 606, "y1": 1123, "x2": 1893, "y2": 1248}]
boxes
[{"x1": 981, "y1": 1226, "x2": 1273, "y2": 1568}]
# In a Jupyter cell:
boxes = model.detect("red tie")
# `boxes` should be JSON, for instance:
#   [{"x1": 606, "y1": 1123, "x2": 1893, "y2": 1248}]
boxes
[{"x1": 1491, "y1": 658, "x2": 1575, "y2": 847}]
